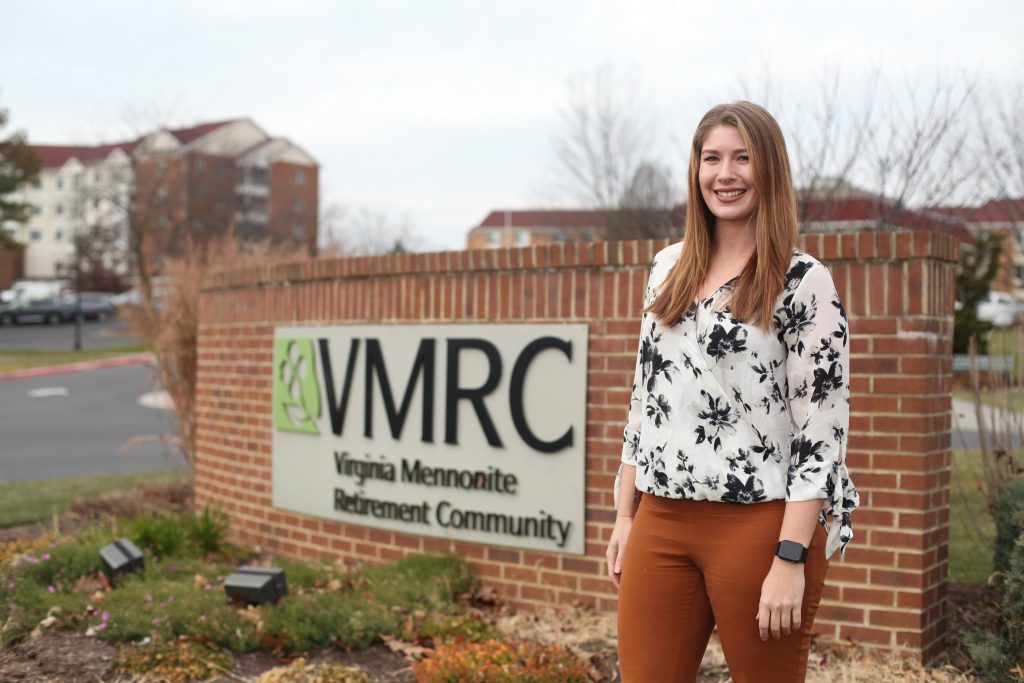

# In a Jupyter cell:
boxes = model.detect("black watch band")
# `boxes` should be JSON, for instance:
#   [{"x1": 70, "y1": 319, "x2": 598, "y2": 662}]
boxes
[{"x1": 775, "y1": 540, "x2": 808, "y2": 564}]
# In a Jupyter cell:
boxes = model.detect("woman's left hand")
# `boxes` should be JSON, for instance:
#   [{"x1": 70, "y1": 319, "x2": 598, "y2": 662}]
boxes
[{"x1": 756, "y1": 558, "x2": 805, "y2": 641}]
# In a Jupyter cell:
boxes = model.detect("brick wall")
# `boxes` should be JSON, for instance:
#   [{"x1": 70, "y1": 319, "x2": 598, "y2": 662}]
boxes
[
  {"x1": 0, "y1": 244, "x2": 25, "y2": 291},
  {"x1": 195, "y1": 229, "x2": 959, "y2": 663}
]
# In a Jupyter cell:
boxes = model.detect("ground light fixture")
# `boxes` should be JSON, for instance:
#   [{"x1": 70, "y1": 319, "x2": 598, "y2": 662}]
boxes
[
  {"x1": 224, "y1": 566, "x2": 288, "y2": 605},
  {"x1": 99, "y1": 537, "x2": 145, "y2": 581}
]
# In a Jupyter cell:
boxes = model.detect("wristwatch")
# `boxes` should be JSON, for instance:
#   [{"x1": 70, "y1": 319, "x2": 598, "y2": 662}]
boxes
[{"x1": 775, "y1": 540, "x2": 808, "y2": 564}]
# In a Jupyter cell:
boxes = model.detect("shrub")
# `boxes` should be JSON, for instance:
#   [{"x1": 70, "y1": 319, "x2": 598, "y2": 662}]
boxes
[
  {"x1": 188, "y1": 505, "x2": 230, "y2": 556},
  {"x1": 127, "y1": 512, "x2": 188, "y2": 559},
  {"x1": 1002, "y1": 536, "x2": 1024, "y2": 669},
  {"x1": 113, "y1": 637, "x2": 234, "y2": 683},
  {"x1": 362, "y1": 554, "x2": 476, "y2": 612},
  {"x1": 98, "y1": 572, "x2": 261, "y2": 652},
  {"x1": 412, "y1": 639, "x2": 591, "y2": 683},
  {"x1": 262, "y1": 592, "x2": 395, "y2": 651},
  {"x1": 254, "y1": 658, "x2": 368, "y2": 683},
  {"x1": 970, "y1": 534, "x2": 1024, "y2": 682},
  {"x1": 993, "y1": 479, "x2": 1024, "y2": 576},
  {"x1": 414, "y1": 613, "x2": 498, "y2": 645}
]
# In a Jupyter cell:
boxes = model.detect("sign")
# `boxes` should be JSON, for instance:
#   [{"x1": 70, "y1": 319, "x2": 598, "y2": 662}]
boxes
[{"x1": 272, "y1": 324, "x2": 588, "y2": 554}]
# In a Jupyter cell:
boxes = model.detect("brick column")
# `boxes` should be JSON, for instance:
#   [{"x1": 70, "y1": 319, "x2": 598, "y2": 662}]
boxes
[{"x1": 804, "y1": 230, "x2": 959, "y2": 663}]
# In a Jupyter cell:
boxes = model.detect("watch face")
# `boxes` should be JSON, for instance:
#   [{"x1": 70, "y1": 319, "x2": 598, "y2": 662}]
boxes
[{"x1": 777, "y1": 540, "x2": 806, "y2": 563}]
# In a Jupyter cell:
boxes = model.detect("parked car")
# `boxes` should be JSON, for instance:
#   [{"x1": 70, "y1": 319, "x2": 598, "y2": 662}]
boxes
[
  {"x1": 59, "y1": 292, "x2": 117, "y2": 321},
  {"x1": 0, "y1": 297, "x2": 76, "y2": 325},
  {"x1": 977, "y1": 291, "x2": 1020, "y2": 328},
  {"x1": 0, "y1": 279, "x2": 67, "y2": 305}
]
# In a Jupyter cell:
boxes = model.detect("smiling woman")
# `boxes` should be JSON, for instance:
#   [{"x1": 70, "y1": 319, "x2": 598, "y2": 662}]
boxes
[{"x1": 608, "y1": 101, "x2": 858, "y2": 683}]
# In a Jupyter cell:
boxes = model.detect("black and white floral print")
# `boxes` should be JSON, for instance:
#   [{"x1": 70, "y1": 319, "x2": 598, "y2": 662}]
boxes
[{"x1": 616, "y1": 242, "x2": 859, "y2": 559}]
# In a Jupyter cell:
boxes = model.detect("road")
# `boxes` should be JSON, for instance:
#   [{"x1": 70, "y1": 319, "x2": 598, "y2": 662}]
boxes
[
  {"x1": 0, "y1": 316, "x2": 139, "y2": 351},
  {"x1": 0, "y1": 363, "x2": 188, "y2": 482}
]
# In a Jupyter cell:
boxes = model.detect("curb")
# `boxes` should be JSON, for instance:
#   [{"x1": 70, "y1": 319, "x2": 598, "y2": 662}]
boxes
[{"x1": 0, "y1": 353, "x2": 154, "y2": 381}]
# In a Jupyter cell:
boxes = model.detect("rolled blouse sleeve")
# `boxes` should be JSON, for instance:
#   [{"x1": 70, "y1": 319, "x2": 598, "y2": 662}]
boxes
[{"x1": 780, "y1": 263, "x2": 859, "y2": 557}]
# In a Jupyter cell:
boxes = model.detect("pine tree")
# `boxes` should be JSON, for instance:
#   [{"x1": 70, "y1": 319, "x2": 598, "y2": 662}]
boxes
[{"x1": 0, "y1": 104, "x2": 41, "y2": 227}]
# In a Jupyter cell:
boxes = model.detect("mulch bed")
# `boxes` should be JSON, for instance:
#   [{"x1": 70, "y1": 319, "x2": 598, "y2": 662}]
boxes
[{"x1": 0, "y1": 483, "x2": 999, "y2": 681}]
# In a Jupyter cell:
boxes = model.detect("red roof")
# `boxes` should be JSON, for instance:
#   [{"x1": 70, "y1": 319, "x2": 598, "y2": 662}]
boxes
[
  {"x1": 946, "y1": 199, "x2": 1024, "y2": 223},
  {"x1": 167, "y1": 119, "x2": 238, "y2": 145},
  {"x1": 32, "y1": 142, "x2": 139, "y2": 169},
  {"x1": 31, "y1": 120, "x2": 240, "y2": 169},
  {"x1": 475, "y1": 209, "x2": 612, "y2": 230},
  {"x1": 801, "y1": 197, "x2": 971, "y2": 243}
]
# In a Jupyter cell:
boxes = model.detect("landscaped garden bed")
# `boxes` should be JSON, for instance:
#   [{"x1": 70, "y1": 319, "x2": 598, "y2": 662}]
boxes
[{"x1": 0, "y1": 479, "x2": 1006, "y2": 681}]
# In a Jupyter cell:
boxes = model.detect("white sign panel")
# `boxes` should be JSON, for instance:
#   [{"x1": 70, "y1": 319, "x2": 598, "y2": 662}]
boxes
[{"x1": 272, "y1": 324, "x2": 588, "y2": 554}]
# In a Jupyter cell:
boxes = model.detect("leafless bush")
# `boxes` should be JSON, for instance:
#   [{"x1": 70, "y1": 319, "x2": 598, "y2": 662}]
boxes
[
  {"x1": 958, "y1": 332, "x2": 1024, "y2": 521},
  {"x1": 124, "y1": 231, "x2": 307, "y2": 470}
]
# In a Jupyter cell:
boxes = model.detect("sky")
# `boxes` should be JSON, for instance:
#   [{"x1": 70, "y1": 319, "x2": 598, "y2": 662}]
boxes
[{"x1": 2, "y1": 0, "x2": 1021, "y2": 252}]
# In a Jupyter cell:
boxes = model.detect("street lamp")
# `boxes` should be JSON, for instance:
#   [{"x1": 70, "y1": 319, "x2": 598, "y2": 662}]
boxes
[
  {"x1": 63, "y1": 235, "x2": 83, "y2": 351},
  {"x1": 73, "y1": 232, "x2": 82, "y2": 351}
]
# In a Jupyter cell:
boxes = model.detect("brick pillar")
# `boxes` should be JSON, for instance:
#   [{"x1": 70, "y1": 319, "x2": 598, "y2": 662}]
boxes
[{"x1": 803, "y1": 230, "x2": 959, "y2": 663}]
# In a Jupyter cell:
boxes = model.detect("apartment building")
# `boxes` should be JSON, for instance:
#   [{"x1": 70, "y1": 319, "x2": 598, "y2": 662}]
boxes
[
  {"x1": 11, "y1": 118, "x2": 318, "y2": 279},
  {"x1": 937, "y1": 198, "x2": 1024, "y2": 296}
]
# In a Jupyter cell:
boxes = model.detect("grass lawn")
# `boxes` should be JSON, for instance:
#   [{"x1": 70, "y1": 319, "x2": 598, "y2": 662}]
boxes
[
  {"x1": 0, "y1": 344, "x2": 148, "y2": 373},
  {"x1": 953, "y1": 385, "x2": 1024, "y2": 409},
  {"x1": 949, "y1": 450, "x2": 997, "y2": 584},
  {"x1": 0, "y1": 470, "x2": 187, "y2": 529}
]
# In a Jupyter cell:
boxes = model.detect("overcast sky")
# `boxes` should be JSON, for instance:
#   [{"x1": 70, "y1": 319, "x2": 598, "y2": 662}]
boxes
[{"x1": 3, "y1": 1, "x2": 1020, "y2": 251}]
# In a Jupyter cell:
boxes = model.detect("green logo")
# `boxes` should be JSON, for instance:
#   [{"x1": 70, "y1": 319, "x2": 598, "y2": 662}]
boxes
[{"x1": 273, "y1": 338, "x2": 321, "y2": 434}]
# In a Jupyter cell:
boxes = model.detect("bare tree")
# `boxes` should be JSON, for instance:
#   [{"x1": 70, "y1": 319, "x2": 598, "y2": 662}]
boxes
[
  {"x1": 553, "y1": 65, "x2": 681, "y2": 240},
  {"x1": 862, "y1": 69, "x2": 980, "y2": 214},
  {"x1": 976, "y1": 78, "x2": 1024, "y2": 202},
  {"x1": 741, "y1": 66, "x2": 981, "y2": 229},
  {"x1": 320, "y1": 202, "x2": 426, "y2": 256},
  {"x1": 605, "y1": 161, "x2": 679, "y2": 240}
]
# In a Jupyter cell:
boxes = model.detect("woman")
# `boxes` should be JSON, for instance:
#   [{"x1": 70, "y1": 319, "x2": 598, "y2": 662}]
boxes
[{"x1": 605, "y1": 101, "x2": 858, "y2": 683}]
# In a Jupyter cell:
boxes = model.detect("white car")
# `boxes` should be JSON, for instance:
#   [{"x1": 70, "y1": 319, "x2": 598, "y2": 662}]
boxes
[{"x1": 977, "y1": 291, "x2": 1019, "y2": 327}]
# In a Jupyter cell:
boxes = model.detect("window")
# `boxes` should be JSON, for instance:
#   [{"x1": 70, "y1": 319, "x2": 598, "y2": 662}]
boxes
[
  {"x1": 293, "y1": 170, "x2": 306, "y2": 185},
  {"x1": 56, "y1": 179, "x2": 63, "y2": 190},
  {"x1": 486, "y1": 230, "x2": 502, "y2": 247},
  {"x1": 30, "y1": 204, "x2": 41, "y2": 216},
  {"x1": 516, "y1": 229, "x2": 530, "y2": 246},
  {"x1": 55, "y1": 230, "x2": 62, "y2": 241},
  {"x1": 193, "y1": 158, "x2": 205, "y2": 173},
  {"x1": 93, "y1": 198, "x2": 100, "y2": 209},
  {"x1": 29, "y1": 230, "x2": 41, "y2": 241},
  {"x1": 94, "y1": 171, "x2": 102, "y2": 183},
  {"x1": 293, "y1": 197, "x2": 305, "y2": 212},
  {"x1": 156, "y1": 187, "x2": 168, "y2": 203},
  {"x1": 30, "y1": 178, "x2": 41, "y2": 189},
  {"x1": 293, "y1": 224, "x2": 305, "y2": 240},
  {"x1": 56, "y1": 204, "x2": 64, "y2": 215}
]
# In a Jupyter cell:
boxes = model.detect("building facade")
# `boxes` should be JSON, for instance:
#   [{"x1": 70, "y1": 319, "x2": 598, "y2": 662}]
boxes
[{"x1": 9, "y1": 119, "x2": 319, "y2": 280}]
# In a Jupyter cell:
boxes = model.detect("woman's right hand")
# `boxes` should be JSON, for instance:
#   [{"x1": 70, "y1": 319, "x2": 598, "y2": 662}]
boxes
[{"x1": 605, "y1": 516, "x2": 633, "y2": 589}]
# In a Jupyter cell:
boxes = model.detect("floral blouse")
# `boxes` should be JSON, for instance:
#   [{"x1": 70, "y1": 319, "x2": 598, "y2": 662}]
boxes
[{"x1": 616, "y1": 242, "x2": 859, "y2": 559}]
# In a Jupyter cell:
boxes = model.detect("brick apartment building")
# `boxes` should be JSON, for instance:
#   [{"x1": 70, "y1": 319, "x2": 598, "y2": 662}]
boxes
[
  {"x1": 469, "y1": 182, "x2": 972, "y2": 253},
  {"x1": 936, "y1": 198, "x2": 1024, "y2": 297},
  {"x1": 9, "y1": 118, "x2": 318, "y2": 280}
]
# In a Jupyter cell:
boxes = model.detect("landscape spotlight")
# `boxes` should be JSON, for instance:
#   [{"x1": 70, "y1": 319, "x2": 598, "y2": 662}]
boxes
[
  {"x1": 224, "y1": 566, "x2": 288, "y2": 605},
  {"x1": 99, "y1": 537, "x2": 145, "y2": 581}
]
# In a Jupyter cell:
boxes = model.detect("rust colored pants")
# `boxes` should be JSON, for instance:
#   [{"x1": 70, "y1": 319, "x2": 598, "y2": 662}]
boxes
[{"x1": 617, "y1": 495, "x2": 829, "y2": 683}]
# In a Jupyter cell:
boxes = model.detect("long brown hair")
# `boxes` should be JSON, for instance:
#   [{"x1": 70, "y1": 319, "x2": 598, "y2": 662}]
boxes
[{"x1": 647, "y1": 101, "x2": 797, "y2": 332}]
